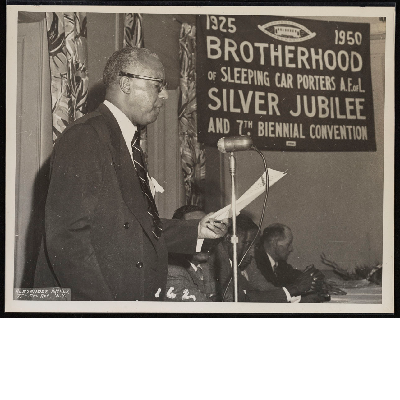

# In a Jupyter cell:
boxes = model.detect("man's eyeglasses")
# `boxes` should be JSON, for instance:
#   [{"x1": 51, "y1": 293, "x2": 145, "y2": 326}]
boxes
[{"x1": 119, "y1": 72, "x2": 167, "y2": 93}]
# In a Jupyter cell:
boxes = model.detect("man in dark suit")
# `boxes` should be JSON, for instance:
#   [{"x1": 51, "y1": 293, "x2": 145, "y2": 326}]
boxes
[
  {"x1": 217, "y1": 215, "x2": 298, "y2": 303},
  {"x1": 165, "y1": 205, "x2": 218, "y2": 302},
  {"x1": 255, "y1": 223, "x2": 328, "y2": 302},
  {"x1": 34, "y1": 47, "x2": 227, "y2": 301},
  {"x1": 255, "y1": 223, "x2": 302, "y2": 287}
]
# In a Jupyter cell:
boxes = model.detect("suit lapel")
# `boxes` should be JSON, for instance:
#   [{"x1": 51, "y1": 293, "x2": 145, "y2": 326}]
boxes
[
  {"x1": 255, "y1": 246, "x2": 278, "y2": 285},
  {"x1": 186, "y1": 261, "x2": 203, "y2": 287},
  {"x1": 275, "y1": 261, "x2": 288, "y2": 284},
  {"x1": 96, "y1": 104, "x2": 158, "y2": 248}
]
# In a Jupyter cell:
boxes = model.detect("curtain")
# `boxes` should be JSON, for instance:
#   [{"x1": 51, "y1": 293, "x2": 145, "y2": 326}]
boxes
[
  {"x1": 46, "y1": 12, "x2": 88, "y2": 142},
  {"x1": 123, "y1": 13, "x2": 148, "y2": 165},
  {"x1": 179, "y1": 23, "x2": 205, "y2": 207},
  {"x1": 124, "y1": 13, "x2": 144, "y2": 48}
]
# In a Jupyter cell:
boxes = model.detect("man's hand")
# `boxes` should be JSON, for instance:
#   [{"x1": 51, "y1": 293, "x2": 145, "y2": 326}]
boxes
[
  {"x1": 198, "y1": 213, "x2": 229, "y2": 240},
  {"x1": 287, "y1": 266, "x2": 324, "y2": 296},
  {"x1": 286, "y1": 273, "x2": 314, "y2": 297},
  {"x1": 304, "y1": 265, "x2": 325, "y2": 282}
]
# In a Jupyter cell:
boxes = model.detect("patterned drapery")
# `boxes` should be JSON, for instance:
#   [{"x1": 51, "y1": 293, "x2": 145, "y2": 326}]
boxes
[
  {"x1": 46, "y1": 12, "x2": 88, "y2": 142},
  {"x1": 124, "y1": 13, "x2": 143, "y2": 48},
  {"x1": 123, "y1": 13, "x2": 148, "y2": 164},
  {"x1": 179, "y1": 23, "x2": 205, "y2": 207}
]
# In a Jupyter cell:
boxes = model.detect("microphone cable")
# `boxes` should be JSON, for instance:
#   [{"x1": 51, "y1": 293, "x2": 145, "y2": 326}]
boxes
[{"x1": 222, "y1": 145, "x2": 270, "y2": 301}]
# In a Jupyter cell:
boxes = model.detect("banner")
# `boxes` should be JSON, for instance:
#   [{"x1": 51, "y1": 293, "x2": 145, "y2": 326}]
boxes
[{"x1": 197, "y1": 15, "x2": 376, "y2": 151}]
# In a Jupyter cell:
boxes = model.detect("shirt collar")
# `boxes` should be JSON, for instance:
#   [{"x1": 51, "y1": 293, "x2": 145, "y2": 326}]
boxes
[
  {"x1": 103, "y1": 100, "x2": 137, "y2": 147},
  {"x1": 190, "y1": 262, "x2": 201, "y2": 272},
  {"x1": 267, "y1": 253, "x2": 277, "y2": 271}
]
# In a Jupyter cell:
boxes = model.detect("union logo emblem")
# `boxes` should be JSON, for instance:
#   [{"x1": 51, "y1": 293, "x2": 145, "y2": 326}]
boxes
[{"x1": 258, "y1": 20, "x2": 316, "y2": 42}]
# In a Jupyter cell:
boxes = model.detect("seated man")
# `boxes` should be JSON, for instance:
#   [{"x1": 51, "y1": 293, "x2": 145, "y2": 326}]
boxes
[
  {"x1": 255, "y1": 223, "x2": 329, "y2": 303},
  {"x1": 216, "y1": 214, "x2": 309, "y2": 303},
  {"x1": 165, "y1": 205, "x2": 218, "y2": 302}
]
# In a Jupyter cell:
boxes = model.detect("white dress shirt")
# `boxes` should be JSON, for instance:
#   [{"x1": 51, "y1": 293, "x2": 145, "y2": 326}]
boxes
[
  {"x1": 104, "y1": 100, "x2": 137, "y2": 160},
  {"x1": 267, "y1": 253, "x2": 277, "y2": 272}
]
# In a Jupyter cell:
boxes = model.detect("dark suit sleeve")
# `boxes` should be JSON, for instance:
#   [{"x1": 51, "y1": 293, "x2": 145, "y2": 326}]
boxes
[
  {"x1": 281, "y1": 262, "x2": 303, "y2": 285},
  {"x1": 244, "y1": 259, "x2": 281, "y2": 291},
  {"x1": 219, "y1": 255, "x2": 289, "y2": 303},
  {"x1": 161, "y1": 218, "x2": 200, "y2": 254},
  {"x1": 240, "y1": 270, "x2": 288, "y2": 303},
  {"x1": 223, "y1": 275, "x2": 288, "y2": 303},
  {"x1": 44, "y1": 125, "x2": 114, "y2": 300}
]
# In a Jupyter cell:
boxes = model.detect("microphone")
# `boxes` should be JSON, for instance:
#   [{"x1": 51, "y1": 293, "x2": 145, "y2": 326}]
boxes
[{"x1": 217, "y1": 136, "x2": 253, "y2": 153}]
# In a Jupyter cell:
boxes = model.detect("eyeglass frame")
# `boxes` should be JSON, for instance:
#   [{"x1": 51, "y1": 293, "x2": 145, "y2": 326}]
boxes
[{"x1": 119, "y1": 71, "x2": 167, "y2": 93}]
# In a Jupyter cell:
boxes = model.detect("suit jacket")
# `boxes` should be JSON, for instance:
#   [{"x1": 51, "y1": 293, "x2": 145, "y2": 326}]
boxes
[
  {"x1": 34, "y1": 104, "x2": 199, "y2": 301},
  {"x1": 254, "y1": 245, "x2": 302, "y2": 288},
  {"x1": 165, "y1": 258, "x2": 216, "y2": 302},
  {"x1": 254, "y1": 246, "x2": 331, "y2": 303},
  {"x1": 214, "y1": 245, "x2": 288, "y2": 303}
]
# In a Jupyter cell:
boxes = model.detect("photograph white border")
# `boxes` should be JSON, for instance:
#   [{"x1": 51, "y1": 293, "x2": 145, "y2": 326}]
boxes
[{"x1": 5, "y1": 4, "x2": 395, "y2": 313}]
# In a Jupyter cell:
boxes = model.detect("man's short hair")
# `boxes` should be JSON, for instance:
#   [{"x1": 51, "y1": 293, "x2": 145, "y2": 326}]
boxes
[
  {"x1": 172, "y1": 205, "x2": 204, "y2": 220},
  {"x1": 228, "y1": 214, "x2": 258, "y2": 236},
  {"x1": 103, "y1": 47, "x2": 160, "y2": 88},
  {"x1": 262, "y1": 223, "x2": 289, "y2": 244}
]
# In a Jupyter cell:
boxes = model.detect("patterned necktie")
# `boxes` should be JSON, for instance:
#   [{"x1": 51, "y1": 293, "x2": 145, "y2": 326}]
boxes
[{"x1": 131, "y1": 130, "x2": 162, "y2": 239}]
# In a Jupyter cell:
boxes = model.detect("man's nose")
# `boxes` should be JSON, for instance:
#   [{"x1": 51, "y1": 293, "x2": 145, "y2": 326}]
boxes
[{"x1": 159, "y1": 87, "x2": 168, "y2": 100}]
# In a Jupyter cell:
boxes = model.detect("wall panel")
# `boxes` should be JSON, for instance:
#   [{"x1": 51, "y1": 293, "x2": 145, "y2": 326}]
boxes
[
  {"x1": 15, "y1": 18, "x2": 52, "y2": 287},
  {"x1": 221, "y1": 30, "x2": 386, "y2": 271}
]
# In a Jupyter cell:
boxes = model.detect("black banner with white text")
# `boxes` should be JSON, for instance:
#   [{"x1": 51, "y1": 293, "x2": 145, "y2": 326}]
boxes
[{"x1": 196, "y1": 15, "x2": 376, "y2": 151}]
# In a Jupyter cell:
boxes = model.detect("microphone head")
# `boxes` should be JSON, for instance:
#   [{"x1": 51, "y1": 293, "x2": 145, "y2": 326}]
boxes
[
  {"x1": 218, "y1": 136, "x2": 253, "y2": 153},
  {"x1": 217, "y1": 137, "x2": 227, "y2": 153}
]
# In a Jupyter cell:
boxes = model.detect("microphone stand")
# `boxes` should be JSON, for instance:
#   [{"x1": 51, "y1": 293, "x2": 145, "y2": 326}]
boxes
[{"x1": 229, "y1": 152, "x2": 239, "y2": 302}]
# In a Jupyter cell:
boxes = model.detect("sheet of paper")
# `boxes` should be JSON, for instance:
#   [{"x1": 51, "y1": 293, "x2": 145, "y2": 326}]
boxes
[{"x1": 210, "y1": 168, "x2": 287, "y2": 220}]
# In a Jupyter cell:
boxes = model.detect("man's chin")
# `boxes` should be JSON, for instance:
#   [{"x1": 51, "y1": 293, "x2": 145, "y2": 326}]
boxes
[{"x1": 146, "y1": 112, "x2": 161, "y2": 126}]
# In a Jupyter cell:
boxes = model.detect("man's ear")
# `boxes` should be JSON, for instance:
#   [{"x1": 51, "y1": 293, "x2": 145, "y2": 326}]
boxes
[
  {"x1": 263, "y1": 238, "x2": 273, "y2": 252},
  {"x1": 119, "y1": 77, "x2": 131, "y2": 94}
]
